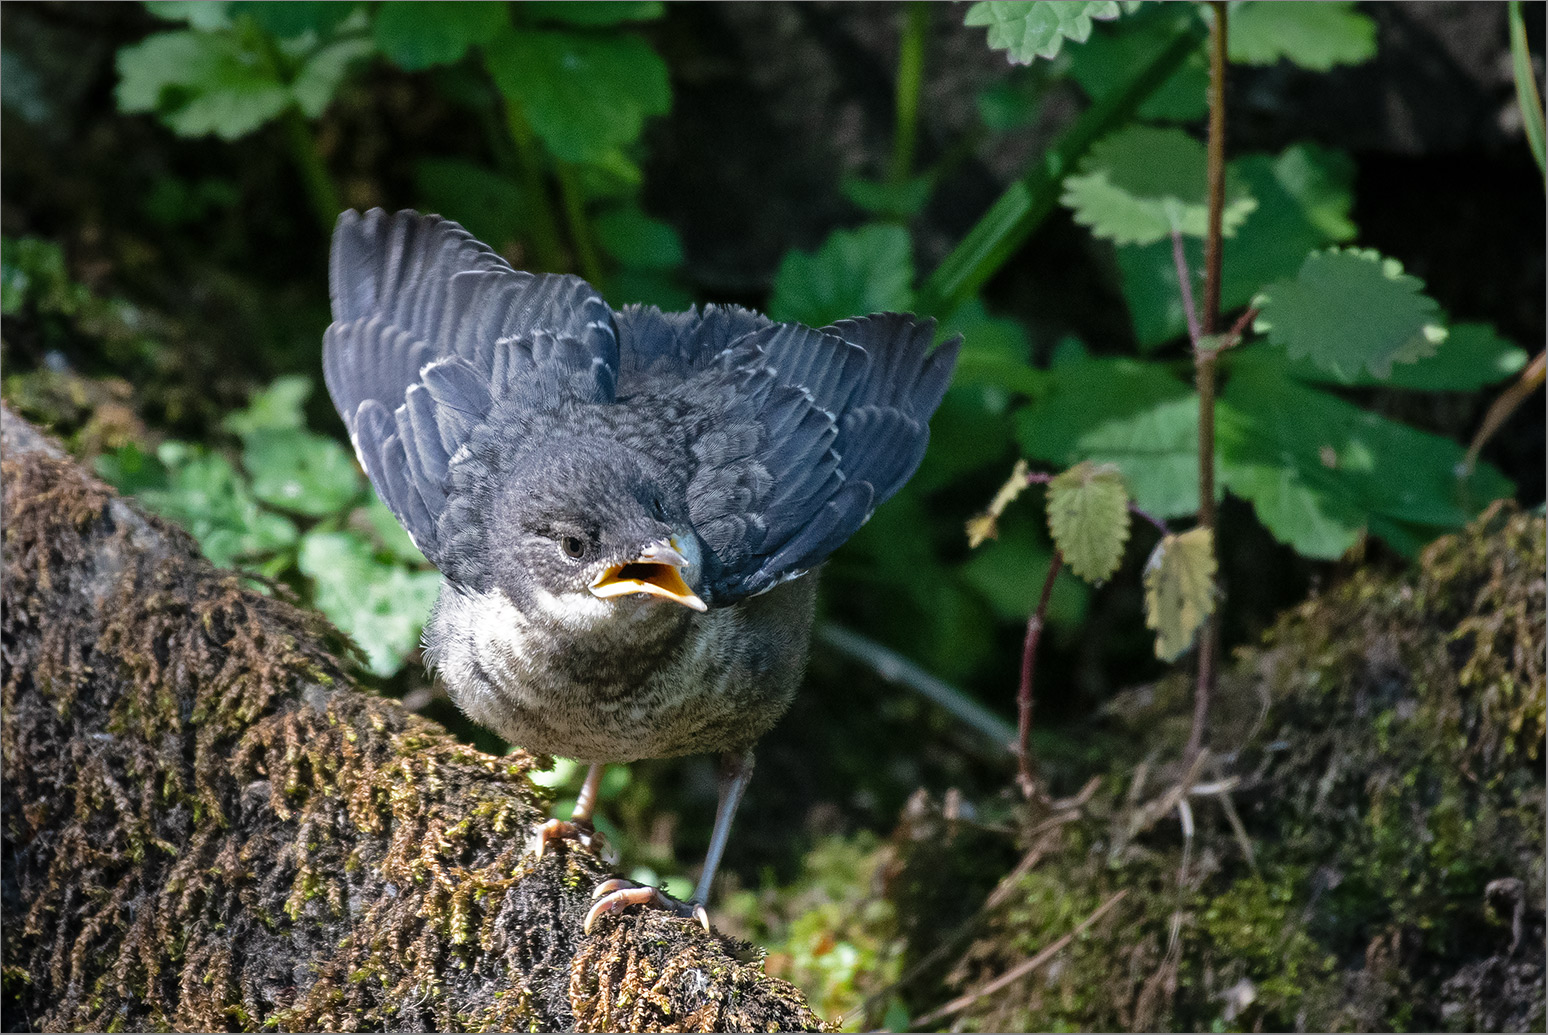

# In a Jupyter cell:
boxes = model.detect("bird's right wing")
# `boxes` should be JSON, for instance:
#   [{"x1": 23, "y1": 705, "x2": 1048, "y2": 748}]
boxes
[
  {"x1": 322, "y1": 209, "x2": 619, "y2": 564},
  {"x1": 686, "y1": 315, "x2": 960, "y2": 601}
]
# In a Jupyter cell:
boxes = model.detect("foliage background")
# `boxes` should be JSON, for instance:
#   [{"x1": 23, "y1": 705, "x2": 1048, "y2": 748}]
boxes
[{"x1": 2, "y1": 1, "x2": 1543, "y2": 1027}]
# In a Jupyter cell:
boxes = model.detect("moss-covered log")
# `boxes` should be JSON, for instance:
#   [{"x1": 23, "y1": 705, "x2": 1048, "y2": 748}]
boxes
[
  {"x1": 890, "y1": 501, "x2": 1545, "y2": 1032},
  {"x1": 0, "y1": 406, "x2": 822, "y2": 1033}
]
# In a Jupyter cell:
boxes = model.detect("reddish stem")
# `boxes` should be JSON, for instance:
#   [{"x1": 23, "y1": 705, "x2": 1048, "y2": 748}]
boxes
[{"x1": 1016, "y1": 552, "x2": 1063, "y2": 798}]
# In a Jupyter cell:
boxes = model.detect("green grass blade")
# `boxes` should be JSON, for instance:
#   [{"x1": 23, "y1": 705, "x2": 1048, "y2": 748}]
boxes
[{"x1": 1509, "y1": 0, "x2": 1545, "y2": 183}]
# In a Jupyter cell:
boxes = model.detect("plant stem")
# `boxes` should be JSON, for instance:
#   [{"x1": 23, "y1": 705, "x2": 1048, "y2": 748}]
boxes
[
  {"x1": 916, "y1": 12, "x2": 1203, "y2": 316},
  {"x1": 891, "y1": 2, "x2": 929, "y2": 187},
  {"x1": 1016, "y1": 551, "x2": 1063, "y2": 798},
  {"x1": 554, "y1": 162, "x2": 605, "y2": 286},
  {"x1": 1186, "y1": 1, "x2": 1230, "y2": 764},
  {"x1": 282, "y1": 108, "x2": 343, "y2": 235}
]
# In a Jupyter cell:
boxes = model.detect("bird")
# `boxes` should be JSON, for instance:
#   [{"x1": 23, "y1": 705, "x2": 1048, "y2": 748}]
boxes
[{"x1": 322, "y1": 208, "x2": 960, "y2": 931}]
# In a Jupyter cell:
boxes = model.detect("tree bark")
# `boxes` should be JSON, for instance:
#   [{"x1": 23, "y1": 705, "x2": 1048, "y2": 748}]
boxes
[{"x1": 0, "y1": 405, "x2": 822, "y2": 1033}]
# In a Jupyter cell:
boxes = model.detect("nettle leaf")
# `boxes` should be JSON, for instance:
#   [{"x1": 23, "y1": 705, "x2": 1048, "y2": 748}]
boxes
[
  {"x1": 1062, "y1": 126, "x2": 1257, "y2": 246},
  {"x1": 1253, "y1": 248, "x2": 1446, "y2": 380},
  {"x1": 1067, "y1": 6, "x2": 1209, "y2": 122},
  {"x1": 519, "y1": 2, "x2": 665, "y2": 26},
  {"x1": 373, "y1": 1, "x2": 506, "y2": 71},
  {"x1": 242, "y1": 428, "x2": 364, "y2": 517},
  {"x1": 1144, "y1": 526, "x2": 1216, "y2": 661},
  {"x1": 1046, "y1": 461, "x2": 1131, "y2": 584},
  {"x1": 135, "y1": 443, "x2": 299, "y2": 570},
  {"x1": 967, "y1": 458, "x2": 1032, "y2": 548},
  {"x1": 485, "y1": 27, "x2": 670, "y2": 164},
  {"x1": 1015, "y1": 357, "x2": 1206, "y2": 519},
  {"x1": 1228, "y1": 0, "x2": 1376, "y2": 71},
  {"x1": 1218, "y1": 353, "x2": 1514, "y2": 558},
  {"x1": 116, "y1": 30, "x2": 291, "y2": 140},
  {"x1": 965, "y1": 1, "x2": 1125, "y2": 65},
  {"x1": 768, "y1": 224, "x2": 914, "y2": 328},
  {"x1": 299, "y1": 531, "x2": 442, "y2": 677},
  {"x1": 594, "y1": 206, "x2": 684, "y2": 270},
  {"x1": 1284, "y1": 321, "x2": 1530, "y2": 392},
  {"x1": 1118, "y1": 142, "x2": 1356, "y2": 348}
]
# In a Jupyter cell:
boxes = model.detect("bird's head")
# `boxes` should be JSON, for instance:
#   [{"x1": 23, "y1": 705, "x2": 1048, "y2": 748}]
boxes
[{"x1": 474, "y1": 436, "x2": 707, "y2": 629}]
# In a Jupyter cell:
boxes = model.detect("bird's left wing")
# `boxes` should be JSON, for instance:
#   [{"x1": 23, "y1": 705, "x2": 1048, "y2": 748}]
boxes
[{"x1": 322, "y1": 209, "x2": 618, "y2": 564}]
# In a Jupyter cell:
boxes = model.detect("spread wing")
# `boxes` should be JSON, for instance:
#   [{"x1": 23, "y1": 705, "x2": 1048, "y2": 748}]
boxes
[
  {"x1": 681, "y1": 314, "x2": 961, "y2": 601},
  {"x1": 322, "y1": 209, "x2": 619, "y2": 565}
]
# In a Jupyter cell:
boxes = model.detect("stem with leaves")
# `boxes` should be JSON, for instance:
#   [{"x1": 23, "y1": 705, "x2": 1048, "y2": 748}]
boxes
[{"x1": 1185, "y1": 1, "x2": 1230, "y2": 763}]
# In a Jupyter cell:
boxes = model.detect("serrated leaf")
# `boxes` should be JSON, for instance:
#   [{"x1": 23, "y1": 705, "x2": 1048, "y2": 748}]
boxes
[
  {"x1": 299, "y1": 531, "x2": 442, "y2": 676},
  {"x1": 1253, "y1": 248, "x2": 1446, "y2": 380},
  {"x1": 116, "y1": 30, "x2": 291, "y2": 140},
  {"x1": 768, "y1": 224, "x2": 914, "y2": 327},
  {"x1": 1144, "y1": 527, "x2": 1215, "y2": 661},
  {"x1": 1015, "y1": 357, "x2": 1207, "y2": 519},
  {"x1": 1283, "y1": 321, "x2": 1530, "y2": 392},
  {"x1": 967, "y1": 458, "x2": 1032, "y2": 548},
  {"x1": 1046, "y1": 461, "x2": 1131, "y2": 584},
  {"x1": 485, "y1": 27, "x2": 670, "y2": 164},
  {"x1": 965, "y1": 1, "x2": 1123, "y2": 64},
  {"x1": 242, "y1": 428, "x2": 364, "y2": 516},
  {"x1": 594, "y1": 206, "x2": 683, "y2": 270},
  {"x1": 1117, "y1": 143, "x2": 1356, "y2": 348},
  {"x1": 1062, "y1": 126, "x2": 1257, "y2": 246},
  {"x1": 1218, "y1": 352, "x2": 1514, "y2": 558},
  {"x1": 1228, "y1": 0, "x2": 1376, "y2": 71},
  {"x1": 373, "y1": 1, "x2": 506, "y2": 71}
]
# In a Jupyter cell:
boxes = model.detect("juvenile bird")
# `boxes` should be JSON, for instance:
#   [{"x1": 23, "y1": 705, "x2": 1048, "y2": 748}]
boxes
[{"x1": 323, "y1": 209, "x2": 959, "y2": 930}]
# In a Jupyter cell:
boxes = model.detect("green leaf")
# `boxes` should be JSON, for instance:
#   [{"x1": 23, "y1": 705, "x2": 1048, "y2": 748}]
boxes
[
  {"x1": 222, "y1": 374, "x2": 312, "y2": 436},
  {"x1": 1014, "y1": 358, "x2": 1205, "y2": 519},
  {"x1": 485, "y1": 27, "x2": 670, "y2": 164},
  {"x1": 518, "y1": 2, "x2": 663, "y2": 26},
  {"x1": 94, "y1": 442, "x2": 171, "y2": 498},
  {"x1": 1046, "y1": 461, "x2": 1131, "y2": 584},
  {"x1": 373, "y1": 1, "x2": 506, "y2": 71},
  {"x1": 958, "y1": 525, "x2": 1087, "y2": 627},
  {"x1": 1510, "y1": 0, "x2": 1547, "y2": 180},
  {"x1": 116, "y1": 30, "x2": 291, "y2": 140},
  {"x1": 768, "y1": 225, "x2": 914, "y2": 327},
  {"x1": 605, "y1": 268, "x2": 694, "y2": 310},
  {"x1": 145, "y1": 2, "x2": 233, "y2": 30},
  {"x1": 360, "y1": 493, "x2": 427, "y2": 565},
  {"x1": 594, "y1": 206, "x2": 684, "y2": 270},
  {"x1": 1116, "y1": 142, "x2": 1356, "y2": 348},
  {"x1": 1228, "y1": 1, "x2": 1376, "y2": 71},
  {"x1": 1066, "y1": 7, "x2": 1209, "y2": 122},
  {"x1": 841, "y1": 175, "x2": 935, "y2": 219},
  {"x1": 291, "y1": 36, "x2": 372, "y2": 117},
  {"x1": 414, "y1": 158, "x2": 528, "y2": 248},
  {"x1": 1062, "y1": 125, "x2": 1257, "y2": 246},
  {"x1": 1218, "y1": 354, "x2": 1515, "y2": 558},
  {"x1": 243, "y1": 2, "x2": 361, "y2": 40},
  {"x1": 299, "y1": 531, "x2": 442, "y2": 677},
  {"x1": 1283, "y1": 322, "x2": 1530, "y2": 392},
  {"x1": 965, "y1": 1, "x2": 1124, "y2": 64},
  {"x1": 1253, "y1": 248, "x2": 1446, "y2": 380},
  {"x1": 242, "y1": 429, "x2": 364, "y2": 517},
  {"x1": 1143, "y1": 526, "x2": 1215, "y2": 661},
  {"x1": 136, "y1": 443, "x2": 299, "y2": 570},
  {"x1": 940, "y1": 298, "x2": 1046, "y2": 399}
]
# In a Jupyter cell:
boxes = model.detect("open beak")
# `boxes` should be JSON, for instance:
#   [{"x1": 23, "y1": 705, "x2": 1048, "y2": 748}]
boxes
[{"x1": 589, "y1": 539, "x2": 708, "y2": 612}]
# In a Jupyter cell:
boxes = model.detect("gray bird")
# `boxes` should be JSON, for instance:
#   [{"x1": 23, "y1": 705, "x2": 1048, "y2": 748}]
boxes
[{"x1": 322, "y1": 209, "x2": 959, "y2": 930}]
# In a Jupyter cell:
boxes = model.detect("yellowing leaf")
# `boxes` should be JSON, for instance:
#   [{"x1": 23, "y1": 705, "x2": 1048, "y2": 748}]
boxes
[
  {"x1": 967, "y1": 458, "x2": 1031, "y2": 548},
  {"x1": 1144, "y1": 527, "x2": 1217, "y2": 661},
  {"x1": 1046, "y1": 461, "x2": 1130, "y2": 583}
]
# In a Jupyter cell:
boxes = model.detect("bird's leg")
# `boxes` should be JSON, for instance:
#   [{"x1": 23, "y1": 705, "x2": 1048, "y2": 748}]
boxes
[
  {"x1": 584, "y1": 749, "x2": 754, "y2": 934},
  {"x1": 531, "y1": 762, "x2": 605, "y2": 858}
]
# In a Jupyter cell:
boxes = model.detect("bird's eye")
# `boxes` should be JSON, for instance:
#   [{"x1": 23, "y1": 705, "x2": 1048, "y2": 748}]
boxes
[
  {"x1": 652, "y1": 498, "x2": 666, "y2": 519},
  {"x1": 560, "y1": 535, "x2": 587, "y2": 560}
]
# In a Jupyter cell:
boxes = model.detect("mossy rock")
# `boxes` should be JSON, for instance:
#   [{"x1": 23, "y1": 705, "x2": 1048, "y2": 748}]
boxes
[{"x1": 893, "y1": 502, "x2": 1544, "y2": 1032}]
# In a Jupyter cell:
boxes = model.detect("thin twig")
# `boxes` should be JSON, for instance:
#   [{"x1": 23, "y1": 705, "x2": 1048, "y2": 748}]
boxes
[
  {"x1": 815, "y1": 624, "x2": 1016, "y2": 754},
  {"x1": 914, "y1": 889, "x2": 1130, "y2": 1028},
  {"x1": 1129, "y1": 502, "x2": 1171, "y2": 536},
  {"x1": 1016, "y1": 553, "x2": 1063, "y2": 798}
]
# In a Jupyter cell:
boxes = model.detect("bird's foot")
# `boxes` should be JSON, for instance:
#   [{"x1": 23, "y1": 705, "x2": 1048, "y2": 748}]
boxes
[
  {"x1": 583, "y1": 877, "x2": 710, "y2": 934},
  {"x1": 529, "y1": 817, "x2": 597, "y2": 860}
]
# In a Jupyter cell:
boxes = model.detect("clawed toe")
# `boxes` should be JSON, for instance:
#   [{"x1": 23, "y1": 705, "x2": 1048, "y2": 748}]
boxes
[
  {"x1": 583, "y1": 879, "x2": 710, "y2": 934},
  {"x1": 529, "y1": 817, "x2": 596, "y2": 859}
]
